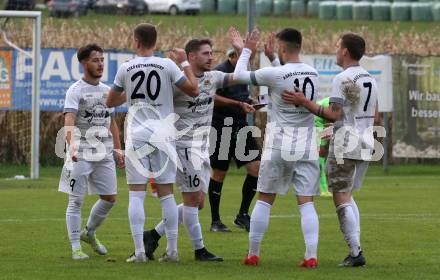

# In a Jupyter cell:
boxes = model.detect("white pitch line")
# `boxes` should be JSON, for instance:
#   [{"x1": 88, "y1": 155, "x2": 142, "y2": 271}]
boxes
[
  {"x1": 0, "y1": 217, "x2": 162, "y2": 223},
  {"x1": 0, "y1": 213, "x2": 438, "y2": 223},
  {"x1": 271, "y1": 213, "x2": 439, "y2": 219}
]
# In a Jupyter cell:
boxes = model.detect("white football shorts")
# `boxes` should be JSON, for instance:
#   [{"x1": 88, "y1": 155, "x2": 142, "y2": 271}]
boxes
[
  {"x1": 176, "y1": 147, "x2": 211, "y2": 194},
  {"x1": 125, "y1": 140, "x2": 177, "y2": 185},
  {"x1": 257, "y1": 148, "x2": 320, "y2": 196},
  {"x1": 58, "y1": 156, "x2": 117, "y2": 196}
]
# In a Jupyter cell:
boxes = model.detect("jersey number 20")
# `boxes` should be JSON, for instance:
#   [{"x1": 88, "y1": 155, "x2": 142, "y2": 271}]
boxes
[{"x1": 130, "y1": 70, "x2": 161, "y2": 101}]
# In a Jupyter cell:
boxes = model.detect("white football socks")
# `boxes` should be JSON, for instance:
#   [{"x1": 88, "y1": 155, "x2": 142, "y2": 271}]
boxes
[
  {"x1": 66, "y1": 194, "x2": 84, "y2": 250},
  {"x1": 160, "y1": 194, "x2": 179, "y2": 256},
  {"x1": 128, "y1": 191, "x2": 146, "y2": 254},
  {"x1": 350, "y1": 197, "x2": 361, "y2": 240},
  {"x1": 86, "y1": 199, "x2": 114, "y2": 236},
  {"x1": 248, "y1": 200, "x2": 272, "y2": 257},
  {"x1": 155, "y1": 203, "x2": 204, "y2": 250},
  {"x1": 154, "y1": 222, "x2": 165, "y2": 237},
  {"x1": 155, "y1": 203, "x2": 184, "y2": 237},
  {"x1": 337, "y1": 203, "x2": 361, "y2": 257},
  {"x1": 298, "y1": 202, "x2": 319, "y2": 260},
  {"x1": 183, "y1": 205, "x2": 204, "y2": 250}
]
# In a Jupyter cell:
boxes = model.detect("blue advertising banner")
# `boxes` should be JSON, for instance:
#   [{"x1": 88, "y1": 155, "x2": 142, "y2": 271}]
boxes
[{"x1": 0, "y1": 48, "x2": 164, "y2": 112}]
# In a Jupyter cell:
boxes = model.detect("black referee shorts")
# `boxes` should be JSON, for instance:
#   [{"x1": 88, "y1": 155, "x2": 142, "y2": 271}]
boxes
[{"x1": 209, "y1": 119, "x2": 261, "y2": 171}]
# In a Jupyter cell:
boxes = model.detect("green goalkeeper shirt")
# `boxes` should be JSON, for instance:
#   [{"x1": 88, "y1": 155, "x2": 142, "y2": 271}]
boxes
[{"x1": 314, "y1": 97, "x2": 330, "y2": 146}]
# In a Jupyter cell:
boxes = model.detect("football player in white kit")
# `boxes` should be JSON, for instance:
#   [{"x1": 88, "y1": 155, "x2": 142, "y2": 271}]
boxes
[
  {"x1": 59, "y1": 44, "x2": 124, "y2": 260},
  {"x1": 232, "y1": 28, "x2": 321, "y2": 267},
  {"x1": 142, "y1": 38, "x2": 255, "y2": 262},
  {"x1": 106, "y1": 23, "x2": 199, "y2": 263},
  {"x1": 282, "y1": 33, "x2": 379, "y2": 267}
]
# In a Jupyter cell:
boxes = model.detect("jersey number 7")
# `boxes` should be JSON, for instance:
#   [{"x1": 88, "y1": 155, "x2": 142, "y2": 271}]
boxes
[
  {"x1": 131, "y1": 70, "x2": 162, "y2": 101},
  {"x1": 363, "y1": 82, "x2": 372, "y2": 112}
]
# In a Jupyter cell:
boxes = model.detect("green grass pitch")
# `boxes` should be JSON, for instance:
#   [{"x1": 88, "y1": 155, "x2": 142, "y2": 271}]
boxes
[
  {"x1": 2, "y1": 9, "x2": 440, "y2": 279},
  {"x1": 45, "y1": 12, "x2": 440, "y2": 35},
  {"x1": 0, "y1": 164, "x2": 439, "y2": 279}
]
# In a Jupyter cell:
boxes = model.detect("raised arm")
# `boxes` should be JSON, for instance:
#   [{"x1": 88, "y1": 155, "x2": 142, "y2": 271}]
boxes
[
  {"x1": 263, "y1": 32, "x2": 281, "y2": 67},
  {"x1": 226, "y1": 27, "x2": 269, "y2": 87},
  {"x1": 169, "y1": 48, "x2": 199, "y2": 97},
  {"x1": 232, "y1": 28, "x2": 260, "y2": 84},
  {"x1": 229, "y1": 26, "x2": 244, "y2": 56}
]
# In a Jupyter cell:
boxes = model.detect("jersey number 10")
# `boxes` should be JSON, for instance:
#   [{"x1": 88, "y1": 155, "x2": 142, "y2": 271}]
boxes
[
  {"x1": 293, "y1": 77, "x2": 315, "y2": 106},
  {"x1": 130, "y1": 70, "x2": 162, "y2": 101}
]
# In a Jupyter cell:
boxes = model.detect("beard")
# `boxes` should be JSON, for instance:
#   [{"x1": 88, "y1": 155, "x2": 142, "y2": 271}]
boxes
[
  {"x1": 90, "y1": 70, "x2": 103, "y2": 79},
  {"x1": 91, "y1": 73, "x2": 102, "y2": 79},
  {"x1": 200, "y1": 62, "x2": 211, "y2": 72}
]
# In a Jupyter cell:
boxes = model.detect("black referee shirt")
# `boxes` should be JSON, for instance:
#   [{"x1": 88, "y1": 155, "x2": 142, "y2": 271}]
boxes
[{"x1": 213, "y1": 59, "x2": 250, "y2": 125}]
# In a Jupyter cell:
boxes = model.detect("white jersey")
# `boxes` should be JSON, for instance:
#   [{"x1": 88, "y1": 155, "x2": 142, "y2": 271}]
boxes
[
  {"x1": 113, "y1": 56, "x2": 186, "y2": 142},
  {"x1": 251, "y1": 62, "x2": 319, "y2": 153},
  {"x1": 329, "y1": 65, "x2": 378, "y2": 160},
  {"x1": 64, "y1": 79, "x2": 114, "y2": 158},
  {"x1": 173, "y1": 70, "x2": 229, "y2": 150}
]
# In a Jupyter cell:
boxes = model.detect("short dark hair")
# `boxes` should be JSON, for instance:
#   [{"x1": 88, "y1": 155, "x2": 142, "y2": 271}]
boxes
[
  {"x1": 276, "y1": 28, "x2": 302, "y2": 52},
  {"x1": 227, "y1": 50, "x2": 237, "y2": 58},
  {"x1": 134, "y1": 23, "x2": 157, "y2": 49},
  {"x1": 340, "y1": 33, "x2": 365, "y2": 61},
  {"x1": 185, "y1": 39, "x2": 213, "y2": 55},
  {"x1": 77, "y1": 44, "x2": 103, "y2": 62}
]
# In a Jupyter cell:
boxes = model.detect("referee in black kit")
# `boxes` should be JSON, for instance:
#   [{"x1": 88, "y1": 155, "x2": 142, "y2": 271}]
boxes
[{"x1": 209, "y1": 49, "x2": 261, "y2": 232}]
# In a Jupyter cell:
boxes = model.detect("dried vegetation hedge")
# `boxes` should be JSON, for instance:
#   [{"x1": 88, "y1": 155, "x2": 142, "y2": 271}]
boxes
[{"x1": 1, "y1": 19, "x2": 437, "y2": 164}]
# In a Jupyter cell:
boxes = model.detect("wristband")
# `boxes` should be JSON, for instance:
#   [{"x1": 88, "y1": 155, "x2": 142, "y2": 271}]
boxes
[
  {"x1": 180, "y1": 61, "x2": 190, "y2": 68},
  {"x1": 317, "y1": 105, "x2": 324, "y2": 117}
]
